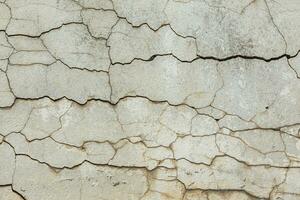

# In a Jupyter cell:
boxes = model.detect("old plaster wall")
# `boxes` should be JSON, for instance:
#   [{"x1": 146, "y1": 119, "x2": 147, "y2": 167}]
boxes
[{"x1": 0, "y1": 0, "x2": 300, "y2": 199}]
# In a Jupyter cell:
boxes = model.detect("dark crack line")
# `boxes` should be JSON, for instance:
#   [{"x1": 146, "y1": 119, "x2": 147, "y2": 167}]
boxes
[
  {"x1": 5, "y1": 21, "x2": 84, "y2": 38},
  {"x1": 111, "y1": 49, "x2": 300, "y2": 66}
]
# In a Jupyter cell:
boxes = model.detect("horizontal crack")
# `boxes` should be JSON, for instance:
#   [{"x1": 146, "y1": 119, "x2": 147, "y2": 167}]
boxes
[{"x1": 111, "y1": 49, "x2": 300, "y2": 66}]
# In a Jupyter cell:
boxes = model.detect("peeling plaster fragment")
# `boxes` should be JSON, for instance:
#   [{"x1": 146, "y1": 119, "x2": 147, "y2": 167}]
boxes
[
  {"x1": 232, "y1": 130, "x2": 285, "y2": 153},
  {"x1": 13, "y1": 156, "x2": 148, "y2": 200},
  {"x1": 160, "y1": 105, "x2": 197, "y2": 135},
  {"x1": 52, "y1": 101, "x2": 123, "y2": 146},
  {"x1": 191, "y1": 115, "x2": 219, "y2": 136},
  {"x1": 21, "y1": 98, "x2": 72, "y2": 140},
  {"x1": 218, "y1": 115, "x2": 257, "y2": 131},
  {"x1": 116, "y1": 97, "x2": 177, "y2": 147},
  {"x1": 6, "y1": 0, "x2": 82, "y2": 36},
  {"x1": 0, "y1": 142, "x2": 15, "y2": 185},
  {"x1": 213, "y1": 58, "x2": 297, "y2": 121},
  {"x1": 158, "y1": 159, "x2": 176, "y2": 169},
  {"x1": 110, "y1": 140, "x2": 173, "y2": 170},
  {"x1": 177, "y1": 157, "x2": 286, "y2": 199},
  {"x1": 8, "y1": 36, "x2": 56, "y2": 65},
  {"x1": 6, "y1": 133, "x2": 86, "y2": 168},
  {"x1": 0, "y1": 70, "x2": 15, "y2": 107},
  {"x1": 84, "y1": 142, "x2": 115, "y2": 164},
  {"x1": 7, "y1": 62, "x2": 110, "y2": 104},
  {"x1": 8, "y1": 36, "x2": 46, "y2": 51},
  {"x1": 82, "y1": 9, "x2": 118, "y2": 39},
  {"x1": 108, "y1": 19, "x2": 197, "y2": 63},
  {"x1": 111, "y1": 56, "x2": 222, "y2": 108},
  {"x1": 173, "y1": 135, "x2": 222, "y2": 164},
  {"x1": 216, "y1": 131, "x2": 289, "y2": 167},
  {"x1": 197, "y1": 106, "x2": 225, "y2": 120},
  {"x1": 41, "y1": 24, "x2": 110, "y2": 71},
  {"x1": 116, "y1": 97, "x2": 167, "y2": 126},
  {"x1": 150, "y1": 167, "x2": 177, "y2": 181},
  {"x1": 0, "y1": 100, "x2": 32, "y2": 136},
  {"x1": 6, "y1": 133, "x2": 115, "y2": 168},
  {"x1": 0, "y1": 186, "x2": 23, "y2": 200},
  {"x1": 9, "y1": 51, "x2": 56, "y2": 65}
]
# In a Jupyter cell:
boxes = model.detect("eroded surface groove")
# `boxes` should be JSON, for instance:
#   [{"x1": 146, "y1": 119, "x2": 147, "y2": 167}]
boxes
[{"x1": 0, "y1": 0, "x2": 300, "y2": 199}]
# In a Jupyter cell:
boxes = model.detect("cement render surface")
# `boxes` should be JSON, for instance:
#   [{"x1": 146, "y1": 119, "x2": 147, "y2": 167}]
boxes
[{"x1": 0, "y1": 0, "x2": 300, "y2": 199}]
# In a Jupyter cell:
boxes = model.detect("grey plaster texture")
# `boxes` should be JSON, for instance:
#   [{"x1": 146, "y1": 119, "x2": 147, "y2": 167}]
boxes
[{"x1": 0, "y1": 0, "x2": 300, "y2": 200}]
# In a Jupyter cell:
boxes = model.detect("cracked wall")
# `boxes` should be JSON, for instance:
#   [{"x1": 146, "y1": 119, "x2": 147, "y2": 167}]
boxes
[{"x1": 0, "y1": 0, "x2": 300, "y2": 199}]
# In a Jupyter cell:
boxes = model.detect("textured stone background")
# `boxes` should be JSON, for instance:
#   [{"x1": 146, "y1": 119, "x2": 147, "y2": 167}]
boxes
[{"x1": 0, "y1": 0, "x2": 300, "y2": 199}]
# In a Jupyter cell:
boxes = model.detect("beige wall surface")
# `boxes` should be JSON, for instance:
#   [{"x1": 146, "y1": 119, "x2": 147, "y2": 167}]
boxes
[{"x1": 0, "y1": 0, "x2": 300, "y2": 199}]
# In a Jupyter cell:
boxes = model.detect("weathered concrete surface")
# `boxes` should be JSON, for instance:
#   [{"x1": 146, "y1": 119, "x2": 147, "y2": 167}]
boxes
[{"x1": 0, "y1": 0, "x2": 300, "y2": 199}]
